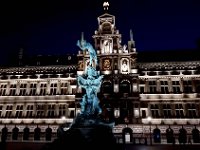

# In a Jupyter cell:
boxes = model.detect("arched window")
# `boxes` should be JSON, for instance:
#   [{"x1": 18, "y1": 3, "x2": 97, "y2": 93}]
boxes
[
  {"x1": 45, "y1": 127, "x2": 52, "y2": 141},
  {"x1": 153, "y1": 128, "x2": 161, "y2": 143},
  {"x1": 192, "y1": 127, "x2": 200, "y2": 143},
  {"x1": 101, "y1": 103, "x2": 114, "y2": 122},
  {"x1": 119, "y1": 80, "x2": 130, "y2": 93},
  {"x1": 23, "y1": 127, "x2": 30, "y2": 140},
  {"x1": 122, "y1": 127, "x2": 133, "y2": 144},
  {"x1": 12, "y1": 127, "x2": 19, "y2": 140},
  {"x1": 34, "y1": 127, "x2": 41, "y2": 141},
  {"x1": 178, "y1": 128, "x2": 187, "y2": 144},
  {"x1": 1, "y1": 127, "x2": 8, "y2": 142},
  {"x1": 102, "y1": 23, "x2": 112, "y2": 34},
  {"x1": 166, "y1": 127, "x2": 174, "y2": 143},
  {"x1": 101, "y1": 82, "x2": 112, "y2": 93}
]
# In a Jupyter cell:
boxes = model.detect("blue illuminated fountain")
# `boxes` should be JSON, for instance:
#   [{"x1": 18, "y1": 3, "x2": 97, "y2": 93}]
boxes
[
  {"x1": 42, "y1": 39, "x2": 117, "y2": 150},
  {"x1": 69, "y1": 39, "x2": 114, "y2": 128},
  {"x1": 76, "y1": 39, "x2": 103, "y2": 116}
]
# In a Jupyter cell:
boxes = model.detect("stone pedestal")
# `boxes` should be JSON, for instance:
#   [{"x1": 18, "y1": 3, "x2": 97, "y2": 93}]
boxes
[{"x1": 41, "y1": 114, "x2": 118, "y2": 150}]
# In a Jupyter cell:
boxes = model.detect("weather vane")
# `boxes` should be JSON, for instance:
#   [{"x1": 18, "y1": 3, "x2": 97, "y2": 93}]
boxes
[{"x1": 103, "y1": 2, "x2": 109, "y2": 11}]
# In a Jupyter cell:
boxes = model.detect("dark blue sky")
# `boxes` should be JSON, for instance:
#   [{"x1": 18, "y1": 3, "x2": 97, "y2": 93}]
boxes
[{"x1": 0, "y1": 0, "x2": 200, "y2": 65}]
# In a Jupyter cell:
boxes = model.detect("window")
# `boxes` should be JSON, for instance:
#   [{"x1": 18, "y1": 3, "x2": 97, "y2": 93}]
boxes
[
  {"x1": 19, "y1": 84, "x2": 27, "y2": 96},
  {"x1": 47, "y1": 104, "x2": 56, "y2": 118},
  {"x1": 102, "y1": 82, "x2": 112, "y2": 93},
  {"x1": 69, "y1": 110, "x2": 75, "y2": 118},
  {"x1": 142, "y1": 110, "x2": 146, "y2": 118},
  {"x1": 29, "y1": 83, "x2": 37, "y2": 95},
  {"x1": 149, "y1": 81, "x2": 157, "y2": 93},
  {"x1": 9, "y1": 84, "x2": 16, "y2": 96},
  {"x1": 160, "y1": 81, "x2": 169, "y2": 94},
  {"x1": 59, "y1": 104, "x2": 67, "y2": 117},
  {"x1": 163, "y1": 104, "x2": 172, "y2": 118},
  {"x1": 1, "y1": 127, "x2": 8, "y2": 142},
  {"x1": 34, "y1": 128, "x2": 41, "y2": 141},
  {"x1": 12, "y1": 127, "x2": 19, "y2": 140},
  {"x1": 23, "y1": 127, "x2": 29, "y2": 140},
  {"x1": 50, "y1": 83, "x2": 57, "y2": 95},
  {"x1": 139, "y1": 86, "x2": 145, "y2": 94},
  {"x1": 60, "y1": 82, "x2": 68, "y2": 95},
  {"x1": 0, "y1": 84, "x2": 7, "y2": 96},
  {"x1": 119, "y1": 81, "x2": 130, "y2": 93},
  {"x1": 183, "y1": 80, "x2": 193, "y2": 93},
  {"x1": 5, "y1": 105, "x2": 13, "y2": 118},
  {"x1": 172, "y1": 81, "x2": 181, "y2": 93},
  {"x1": 40, "y1": 83, "x2": 47, "y2": 95},
  {"x1": 15, "y1": 105, "x2": 23, "y2": 118},
  {"x1": 187, "y1": 103, "x2": 196, "y2": 118},
  {"x1": 139, "y1": 80, "x2": 145, "y2": 94},
  {"x1": 175, "y1": 104, "x2": 184, "y2": 118},
  {"x1": 36, "y1": 105, "x2": 45, "y2": 118},
  {"x1": 45, "y1": 128, "x2": 52, "y2": 141},
  {"x1": 25, "y1": 105, "x2": 34, "y2": 118},
  {"x1": 150, "y1": 104, "x2": 160, "y2": 118}
]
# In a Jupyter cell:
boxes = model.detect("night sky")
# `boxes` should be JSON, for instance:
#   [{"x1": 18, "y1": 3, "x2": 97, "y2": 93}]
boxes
[{"x1": 0, "y1": 0, "x2": 200, "y2": 65}]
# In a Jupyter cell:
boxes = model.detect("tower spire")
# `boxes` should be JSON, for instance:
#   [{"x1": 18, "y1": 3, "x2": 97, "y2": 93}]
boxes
[
  {"x1": 103, "y1": 2, "x2": 109, "y2": 12},
  {"x1": 81, "y1": 32, "x2": 84, "y2": 42},
  {"x1": 130, "y1": 29, "x2": 133, "y2": 41}
]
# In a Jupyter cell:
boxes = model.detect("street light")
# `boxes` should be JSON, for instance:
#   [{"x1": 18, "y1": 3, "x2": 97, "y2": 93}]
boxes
[{"x1": 147, "y1": 116, "x2": 152, "y2": 146}]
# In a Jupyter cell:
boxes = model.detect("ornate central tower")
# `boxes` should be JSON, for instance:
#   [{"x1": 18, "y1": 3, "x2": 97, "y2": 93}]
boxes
[{"x1": 77, "y1": 2, "x2": 140, "y2": 124}]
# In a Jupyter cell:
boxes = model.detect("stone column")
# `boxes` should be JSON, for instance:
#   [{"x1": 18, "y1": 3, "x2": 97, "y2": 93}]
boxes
[
  {"x1": 113, "y1": 78, "x2": 119, "y2": 93},
  {"x1": 191, "y1": 78, "x2": 196, "y2": 93},
  {"x1": 22, "y1": 103, "x2": 27, "y2": 117},
  {"x1": 156, "y1": 79, "x2": 160, "y2": 93},
  {"x1": 68, "y1": 82, "x2": 72, "y2": 94},
  {"x1": 145, "y1": 79, "x2": 149, "y2": 93},
  {"x1": 159, "y1": 103, "x2": 163, "y2": 117},
  {"x1": 46, "y1": 80, "x2": 50, "y2": 95},
  {"x1": 33, "y1": 104, "x2": 37, "y2": 117},
  {"x1": 12, "y1": 104, "x2": 17, "y2": 117},
  {"x1": 148, "y1": 103, "x2": 151, "y2": 117},
  {"x1": 55, "y1": 104, "x2": 59, "y2": 117},
  {"x1": 26, "y1": 81, "x2": 31, "y2": 95},
  {"x1": 65, "y1": 104, "x2": 69, "y2": 118},
  {"x1": 1, "y1": 104, "x2": 6, "y2": 117},
  {"x1": 16, "y1": 81, "x2": 20, "y2": 95},
  {"x1": 44, "y1": 103, "x2": 48, "y2": 118},
  {"x1": 6, "y1": 82, "x2": 10, "y2": 95},
  {"x1": 36, "y1": 81, "x2": 40, "y2": 95},
  {"x1": 57, "y1": 80, "x2": 61, "y2": 94},
  {"x1": 168, "y1": 78, "x2": 173, "y2": 93},
  {"x1": 171, "y1": 103, "x2": 175, "y2": 117},
  {"x1": 180, "y1": 78, "x2": 184, "y2": 93}
]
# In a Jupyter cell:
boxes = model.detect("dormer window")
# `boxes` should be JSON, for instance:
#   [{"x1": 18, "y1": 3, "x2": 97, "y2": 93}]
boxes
[{"x1": 102, "y1": 22, "x2": 112, "y2": 34}]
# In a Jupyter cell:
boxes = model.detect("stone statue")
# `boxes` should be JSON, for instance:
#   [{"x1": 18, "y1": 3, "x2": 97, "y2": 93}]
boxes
[
  {"x1": 76, "y1": 39, "x2": 104, "y2": 116},
  {"x1": 77, "y1": 39, "x2": 98, "y2": 66},
  {"x1": 77, "y1": 66, "x2": 104, "y2": 115}
]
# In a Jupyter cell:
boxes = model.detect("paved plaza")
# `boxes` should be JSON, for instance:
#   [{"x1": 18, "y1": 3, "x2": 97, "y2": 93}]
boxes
[
  {"x1": 124, "y1": 144, "x2": 200, "y2": 150},
  {"x1": 2, "y1": 142, "x2": 200, "y2": 150}
]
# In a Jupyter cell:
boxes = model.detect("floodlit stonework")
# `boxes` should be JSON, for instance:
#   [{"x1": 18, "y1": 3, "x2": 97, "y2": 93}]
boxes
[{"x1": 1, "y1": 2, "x2": 200, "y2": 145}]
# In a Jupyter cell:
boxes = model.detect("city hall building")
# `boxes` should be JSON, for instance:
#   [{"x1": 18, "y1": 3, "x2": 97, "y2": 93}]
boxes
[{"x1": 1, "y1": 2, "x2": 200, "y2": 146}]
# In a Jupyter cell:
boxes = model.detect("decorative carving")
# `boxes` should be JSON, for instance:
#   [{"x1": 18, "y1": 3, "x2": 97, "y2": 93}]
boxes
[{"x1": 103, "y1": 59, "x2": 111, "y2": 70}]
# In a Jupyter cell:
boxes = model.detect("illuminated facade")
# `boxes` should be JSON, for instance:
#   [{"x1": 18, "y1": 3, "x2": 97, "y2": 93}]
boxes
[{"x1": 1, "y1": 2, "x2": 200, "y2": 145}]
